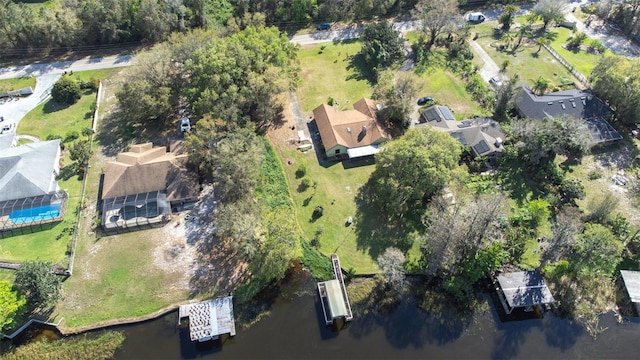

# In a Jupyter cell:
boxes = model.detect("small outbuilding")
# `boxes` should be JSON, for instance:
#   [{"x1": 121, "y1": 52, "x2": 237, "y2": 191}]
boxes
[
  {"x1": 620, "y1": 270, "x2": 640, "y2": 315},
  {"x1": 496, "y1": 271, "x2": 555, "y2": 315}
]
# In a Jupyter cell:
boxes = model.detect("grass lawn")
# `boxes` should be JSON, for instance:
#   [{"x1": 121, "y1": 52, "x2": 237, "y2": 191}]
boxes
[
  {"x1": 0, "y1": 76, "x2": 36, "y2": 93},
  {"x1": 474, "y1": 34, "x2": 578, "y2": 91},
  {"x1": 297, "y1": 40, "x2": 372, "y2": 113},
  {"x1": 273, "y1": 143, "x2": 379, "y2": 273},
  {"x1": 547, "y1": 27, "x2": 609, "y2": 77},
  {"x1": 419, "y1": 66, "x2": 490, "y2": 119}
]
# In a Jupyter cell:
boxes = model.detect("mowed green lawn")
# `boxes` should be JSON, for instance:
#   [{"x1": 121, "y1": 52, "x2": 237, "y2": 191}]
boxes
[
  {"x1": 297, "y1": 41, "x2": 372, "y2": 112},
  {"x1": 0, "y1": 76, "x2": 36, "y2": 93},
  {"x1": 273, "y1": 143, "x2": 379, "y2": 273},
  {"x1": 547, "y1": 27, "x2": 609, "y2": 77},
  {"x1": 474, "y1": 34, "x2": 578, "y2": 90},
  {"x1": 420, "y1": 67, "x2": 490, "y2": 119}
]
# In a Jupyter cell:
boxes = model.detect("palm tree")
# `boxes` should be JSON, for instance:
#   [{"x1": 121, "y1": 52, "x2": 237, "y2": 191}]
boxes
[
  {"x1": 532, "y1": 76, "x2": 549, "y2": 95},
  {"x1": 535, "y1": 37, "x2": 550, "y2": 54},
  {"x1": 513, "y1": 25, "x2": 532, "y2": 51},
  {"x1": 500, "y1": 31, "x2": 515, "y2": 51}
]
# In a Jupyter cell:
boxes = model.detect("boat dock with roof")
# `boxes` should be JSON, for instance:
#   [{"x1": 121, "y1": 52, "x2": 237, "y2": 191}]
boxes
[
  {"x1": 317, "y1": 254, "x2": 353, "y2": 325},
  {"x1": 178, "y1": 296, "x2": 236, "y2": 342}
]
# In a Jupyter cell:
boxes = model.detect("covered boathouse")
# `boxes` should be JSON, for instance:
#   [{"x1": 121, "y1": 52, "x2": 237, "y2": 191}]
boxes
[
  {"x1": 318, "y1": 254, "x2": 353, "y2": 326},
  {"x1": 496, "y1": 271, "x2": 555, "y2": 315},
  {"x1": 178, "y1": 296, "x2": 236, "y2": 342},
  {"x1": 620, "y1": 270, "x2": 640, "y2": 315}
]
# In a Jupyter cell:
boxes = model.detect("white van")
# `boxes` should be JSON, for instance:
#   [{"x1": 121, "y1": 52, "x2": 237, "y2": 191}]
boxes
[{"x1": 467, "y1": 13, "x2": 486, "y2": 23}]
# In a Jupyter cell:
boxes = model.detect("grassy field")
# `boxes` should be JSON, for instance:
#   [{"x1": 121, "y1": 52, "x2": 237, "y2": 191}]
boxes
[
  {"x1": 419, "y1": 67, "x2": 490, "y2": 119},
  {"x1": 547, "y1": 27, "x2": 609, "y2": 77},
  {"x1": 474, "y1": 34, "x2": 578, "y2": 91},
  {"x1": 273, "y1": 143, "x2": 379, "y2": 273},
  {"x1": 297, "y1": 40, "x2": 372, "y2": 112},
  {"x1": 0, "y1": 76, "x2": 36, "y2": 93}
]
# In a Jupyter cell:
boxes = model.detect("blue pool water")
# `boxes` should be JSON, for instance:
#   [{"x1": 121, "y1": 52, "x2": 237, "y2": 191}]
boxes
[{"x1": 9, "y1": 204, "x2": 61, "y2": 224}]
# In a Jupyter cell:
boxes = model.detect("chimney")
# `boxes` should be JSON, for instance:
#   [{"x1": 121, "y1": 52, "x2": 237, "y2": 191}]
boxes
[
  {"x1": 361, "y1": 126, "x2": 367, "y2": 134},
  {"x1": 495, "y1": 137, "x2": 503, "y2": 148}
]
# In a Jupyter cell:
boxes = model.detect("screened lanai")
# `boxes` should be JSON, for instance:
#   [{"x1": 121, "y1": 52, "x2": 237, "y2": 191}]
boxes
[
  {"x1": 101, "y1": 191, "x2": 171, "y2": 232},
  {"x1": 0, "y1": 190, "x2": 67, "y2": 236}
]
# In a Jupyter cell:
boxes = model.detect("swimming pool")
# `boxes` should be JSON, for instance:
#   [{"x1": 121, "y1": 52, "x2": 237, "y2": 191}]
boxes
[{"x1": 9, "y1": 204, "x2": 62, "y2": 224}]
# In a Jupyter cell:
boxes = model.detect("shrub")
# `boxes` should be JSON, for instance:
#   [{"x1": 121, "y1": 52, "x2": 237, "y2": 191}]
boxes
[
  {"x1": 312, "y1": 206, "x2": 324, "y2": 219},
  {"x1": 51, "y1": 76, "x2": 81, "y2": 105},
  {"x1": 46, "y1": 134, "x2": 63, "y2": 141},
  {"x1": 295, "y1": 164, "x2": 307, "y2": 178},
  {"x1": 63, "y1": 131, "x2": 79, "y2": 144},
  {"x1": 588, "y1": 169, "x2": 602, "y2": 180}
]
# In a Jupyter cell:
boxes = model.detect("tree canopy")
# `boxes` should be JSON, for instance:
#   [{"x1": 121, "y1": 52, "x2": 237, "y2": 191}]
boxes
[
  {"x1": 51, "y1": 76, "x2": 81, "y2": 105},
  {"x1": 185, "y1": 25, "x2": 299, "y2": 128},
  {"x1": 368, "y1": 126, "x2": 461, "y2": 223},
  {"x1": 373, "y1": 72, "x2": 421, "y2": 132},
  {"x1": 590, "y1": 55, "x2": 640, "y2": 125},
  {"x1": 359, "y1": 22, "x2": 405, "y2": 79},
  {"x1": 14, "y1": 261, "x2": 62, "y2": 309},
  {"x1": 533, "y1": 0, "x2": 569, "y2": 29},
  {"x1": 510, "y1": 116, "x2": 591, "y2": 166},
  {"x1": 413, "y1": 0, "x2": 461, "y2": 50}
]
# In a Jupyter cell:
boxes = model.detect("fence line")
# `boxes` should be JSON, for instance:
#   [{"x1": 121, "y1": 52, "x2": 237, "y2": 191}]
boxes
[
  {"x1": 67, "y1": 81, "x2": 102, "y2": 276},
  {"x1": 542, "y1": 44, "x2": 589, "y2": 87}
]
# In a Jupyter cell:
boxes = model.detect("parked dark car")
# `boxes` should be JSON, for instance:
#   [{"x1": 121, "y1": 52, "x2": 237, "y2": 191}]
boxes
[
  {"x1": 417, "y1": 96, "x2": 434, "y2": 106},
  {"x1": 316, "y1": 23, "x2": 331, "y2": 31}
]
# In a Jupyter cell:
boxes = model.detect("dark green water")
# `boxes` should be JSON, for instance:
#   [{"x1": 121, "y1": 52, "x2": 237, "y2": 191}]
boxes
[{"x1": 109, "y1": 270, "x2": 640, "y2": 360}]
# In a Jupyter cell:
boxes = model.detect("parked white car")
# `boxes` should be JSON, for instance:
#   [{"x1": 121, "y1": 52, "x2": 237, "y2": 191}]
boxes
[
  {"x1": 0, "y1": 122, "x2": 14, "y2": 134},
  {"x1": 180, "y1": 117, "x2": 191, "y2": 132}
]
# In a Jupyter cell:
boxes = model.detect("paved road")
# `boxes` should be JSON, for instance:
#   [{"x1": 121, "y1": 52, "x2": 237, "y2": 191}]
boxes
[{"x1": 0, "y1": 54, "x2": 134, "y2": 80}]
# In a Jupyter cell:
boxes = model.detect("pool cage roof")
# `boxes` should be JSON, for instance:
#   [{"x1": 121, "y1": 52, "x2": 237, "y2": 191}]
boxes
[
  {"x1": 0, "y1": 190, "x2": 67, "y2": 232},
  {"x1": 102, "y1": 191, "x2": 172, "y2": 232}
]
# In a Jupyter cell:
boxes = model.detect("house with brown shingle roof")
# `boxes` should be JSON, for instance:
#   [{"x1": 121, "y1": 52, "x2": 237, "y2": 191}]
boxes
[
  {"x1": 313, "y1": 98, "x2": 390, "y2": 159},
  {"x1": 101, "y1": 142, "x2": 199, "y2": 232}
]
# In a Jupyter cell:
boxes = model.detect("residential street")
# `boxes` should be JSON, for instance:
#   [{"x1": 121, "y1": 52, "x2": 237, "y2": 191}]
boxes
[{"x1": 0, "y1": 54, "x2": 133, "y2": 80}]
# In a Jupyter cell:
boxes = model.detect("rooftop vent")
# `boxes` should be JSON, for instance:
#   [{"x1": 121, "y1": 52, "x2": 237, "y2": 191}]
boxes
[
  {"x1": 361, "y1": 126, "x2": 367, "y2": 134},
  {"x1": 547, "y1": 102, "x2": 553, "y2": 105},
  {"x1": 346, "y1": 127, "x2": 351, "y2": 133},
  {"x1": 495, "y1": 137, "x2": 503, "y2": 147}
]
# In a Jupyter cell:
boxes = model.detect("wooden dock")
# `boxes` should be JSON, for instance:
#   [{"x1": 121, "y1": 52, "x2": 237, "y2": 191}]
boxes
[
  {"x1": 317, "y1": 254, "x2": 353, "y2": 325},
  {"x1": 178, "y1": 296, "x2": 236, "y2": 342},
  {"x1": 331, "y1": 254, "x2": 353, "y2": 322}
]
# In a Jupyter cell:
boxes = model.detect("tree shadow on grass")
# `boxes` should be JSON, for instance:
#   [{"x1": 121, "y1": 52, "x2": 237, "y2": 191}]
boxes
[
  {"x1": 42, "y1": 99, "x2": 71, "y2": 114},
  {"x1": 95, "y1": 110, "x2": 139, "y2": 157},
  {"x1": 346, "y1": 52, "x2": 377, "y2": 86},
  {"x1": 352, "y1": 181, "x2": 418, "y2": 261},
  {"x1": 496, "y1": 158, "x2": 546, "y2": 206}
]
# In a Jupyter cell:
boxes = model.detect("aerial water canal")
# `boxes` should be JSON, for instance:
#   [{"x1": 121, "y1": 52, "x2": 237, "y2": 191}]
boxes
[{"x1": 109, "y1": 269, "x2": 640, "y2": 359}]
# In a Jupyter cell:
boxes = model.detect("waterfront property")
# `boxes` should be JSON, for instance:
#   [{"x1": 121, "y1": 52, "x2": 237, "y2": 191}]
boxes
[
  {"x1": 0, "y1": 139, "x2": 67, "y2": 235},
  {"x1": 620, "y1": 270, "x2": 640, "y2": 315},
  {"x1": 317, "y1": 254, "x2": 353, "y2": 326},
  {"x1": 312, "y1": 98, "x2": 389, "y2": 160},
  {"x1": 514, "y1": 86, "x2": 622, "y2": 144},
  {"x1": 100, "y1": 141, "x2": 199, "y2": 232},
  {"x1": 178, "y1": 297, "x2": 236, "y2": 342},
  {"x1": 417, "y1": 105, "x2": 505, "y2": 160},
  {"x1": 496, "y1": 271, "x2": 555, "y2": 315}
]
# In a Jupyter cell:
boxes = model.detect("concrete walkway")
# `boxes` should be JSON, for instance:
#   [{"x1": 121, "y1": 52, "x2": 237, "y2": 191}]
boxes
[{"x1": 469, "y1": 39, "x2": 501, "y2": 83}]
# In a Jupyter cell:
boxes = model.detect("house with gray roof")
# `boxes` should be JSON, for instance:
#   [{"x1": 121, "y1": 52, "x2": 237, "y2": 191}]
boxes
[
  {"x1": 515, "y1": 86, "x2": 622, "y2": 144},
  {"x1": 0, "y1": 140, "x2": 67, "y2": 233},
  {"x1": 418, "y1": 105, "x2": 505, "y2": 159}
]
